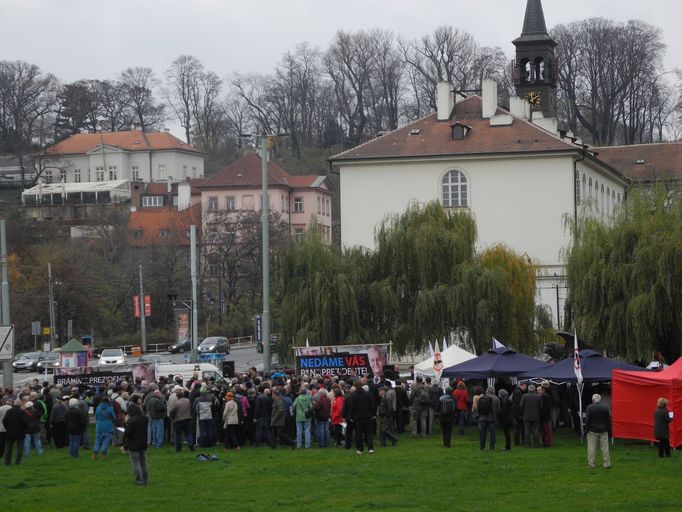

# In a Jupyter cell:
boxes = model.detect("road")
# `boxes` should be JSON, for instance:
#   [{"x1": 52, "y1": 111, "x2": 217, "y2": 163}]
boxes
[{"x1": 0, "y1": 346, "x2": 277, "y2": 387}]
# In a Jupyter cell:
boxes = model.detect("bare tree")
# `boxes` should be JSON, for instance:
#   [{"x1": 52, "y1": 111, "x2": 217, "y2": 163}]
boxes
[
  {"x1": 96, "y1": 79, "x2": 133, "y2": 132},
  {"x1": 0, "y1": 60, "x2": 59, "y2": 186},
  {"x1": 165, "y1": 55, "x2": 203, "y2": 143},
  {"x1": 119, "y1": 67, "x2": 165, "y2": 131}
]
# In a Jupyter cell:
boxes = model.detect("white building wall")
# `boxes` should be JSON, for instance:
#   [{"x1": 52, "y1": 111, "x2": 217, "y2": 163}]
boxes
[{"x1": 340, "y1": 155, "x2": 576, "y2": 267}]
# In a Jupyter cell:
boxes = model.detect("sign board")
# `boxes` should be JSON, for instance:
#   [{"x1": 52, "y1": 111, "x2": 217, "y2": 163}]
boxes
[
  {"x1": 0, "y1": 325, "x2": 14, "y2": 361},
  {"x1": 293, "y1": 343, "x2": 391, "y2": 379},
  {"x1": 31, "y1": 321, "x2": 41, "y2": 336},
  {"x1": 133, "y1": 295, "x2": 152, "y2": 318},
  {"x1": 175, "y1": 308, "x2": 190, "y2": 342},
  {"x1": 255, "y1": 314, "x2": 262, "y2": 342},
  {"x1": 43, "y1": 327, "x2": 51, "y2": 335},
  {"x1": 53, "y1": 371, "x2": 133, "y2": 387}
]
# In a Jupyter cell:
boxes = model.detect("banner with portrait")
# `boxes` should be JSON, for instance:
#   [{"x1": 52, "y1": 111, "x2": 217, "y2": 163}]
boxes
[{"x1": 294, "y1": 343, "x2": 391, "y2": 379}]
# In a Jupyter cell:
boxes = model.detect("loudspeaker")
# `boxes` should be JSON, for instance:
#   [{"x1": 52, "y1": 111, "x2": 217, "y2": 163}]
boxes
[
  {"x1": 222, "y1": 360, "x2": 235, "y2": 378},
  {"x1": 383, "y1": 364, "x2": 397, "y2": 380}
]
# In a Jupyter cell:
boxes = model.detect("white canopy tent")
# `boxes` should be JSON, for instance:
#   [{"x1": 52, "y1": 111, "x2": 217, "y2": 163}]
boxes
[{"x1": 414, "y1": 344, "x2": 476, "y2": 379}]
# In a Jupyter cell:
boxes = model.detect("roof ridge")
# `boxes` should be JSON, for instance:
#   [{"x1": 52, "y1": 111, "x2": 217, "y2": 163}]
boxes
[
  {"x1": 594, "y1": 141, "x2": 682, "y2": 149},
  {"x1": 494, "y1": 101, "x2": 574, "y2": 148}
]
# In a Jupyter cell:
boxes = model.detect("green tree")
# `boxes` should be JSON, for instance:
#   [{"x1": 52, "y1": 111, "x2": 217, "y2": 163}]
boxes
[{"x1": 566, "y1": 185, "x2": 682, "y2": 363}]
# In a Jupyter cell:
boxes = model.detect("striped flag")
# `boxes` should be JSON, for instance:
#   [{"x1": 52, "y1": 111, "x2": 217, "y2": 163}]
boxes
[{"x1": 573, "y1": 331, "x2": 583, "y2": 384}]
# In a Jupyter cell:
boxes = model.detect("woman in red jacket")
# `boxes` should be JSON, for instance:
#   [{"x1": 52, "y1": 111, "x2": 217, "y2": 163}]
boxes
[
  {"x1": 453, "y1": 381, "x2": 469, "y2": 435},
  {"x1": 330, "y1": 389, "x2": 345, "y2": 447}
]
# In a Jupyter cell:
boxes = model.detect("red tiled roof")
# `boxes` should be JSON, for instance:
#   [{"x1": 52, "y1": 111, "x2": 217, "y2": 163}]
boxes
[
  {"x1": 594, "y1": 143, "x2": 682, "y2": 181},
  {"x1": 200, "y1": 153, "x2": 327, "y2": 190},
  {"x1": 127, "y1": 203, "x2": 201, "y2": 247},
  {"x1": 144, "y1": 182, "x2": 170, "y2": 195},
  {"x1": 330, "y1": 96, "x2": 574, "y2": 161},
  {"x1": 45, "y1": 130, "x2": 205, "y2": 155}
]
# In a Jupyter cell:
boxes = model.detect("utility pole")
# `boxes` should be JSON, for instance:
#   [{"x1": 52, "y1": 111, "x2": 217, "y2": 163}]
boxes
[
  {"x1": 260, "y1": 138, "x2": 271, "y2": 375},
  {"x1": 139, "y1": 263, "x2": 147, "y2": 353},
  {"x1": 190, "y1": 225, "x2": 198, "y2": 363},
  {"x1": 48, "y1": 263, "x2": 56, "y2": 347},
  {"x1": 0, "y1": 220, "x2": 12, "y2": 389}
]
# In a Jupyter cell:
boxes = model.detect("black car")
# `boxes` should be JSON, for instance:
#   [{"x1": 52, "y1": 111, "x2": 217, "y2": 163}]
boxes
[
  {"x1": 36, "y1": 352, "x2": 61, "y2": 373},
  {"x1": 168, "y1": 338, "x2": 192, "y2": 354}
]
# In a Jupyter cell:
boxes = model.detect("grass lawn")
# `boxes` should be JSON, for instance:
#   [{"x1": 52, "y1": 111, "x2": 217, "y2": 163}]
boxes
[{"x1": 1, "y1": 427, "x2": 679, "y2": 512}]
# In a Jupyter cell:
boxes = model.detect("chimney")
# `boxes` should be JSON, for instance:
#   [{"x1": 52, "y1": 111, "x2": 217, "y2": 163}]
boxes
[
  {"x1": 436, "y1": 81, "x2": 454, "y2": 121},
  {"x1": 509, "y1": 97, "x2": 530, "y2": 119},
  {"x1": 481, "y1": 79, "x2": 498, "y2": 119}
]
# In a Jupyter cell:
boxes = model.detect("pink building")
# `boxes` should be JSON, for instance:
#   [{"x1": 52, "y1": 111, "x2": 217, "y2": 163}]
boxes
[{"x1": 198, "y1": 153, "x2": 333, "y2": 242}]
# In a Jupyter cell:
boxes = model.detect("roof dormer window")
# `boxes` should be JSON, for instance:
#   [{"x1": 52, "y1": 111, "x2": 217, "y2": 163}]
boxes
[{"x1": 450, "y1": 122, "x2": 471, "y2": 141}]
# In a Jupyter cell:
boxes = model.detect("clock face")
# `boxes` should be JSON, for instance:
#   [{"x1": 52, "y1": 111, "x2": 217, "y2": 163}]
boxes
[{"x1": 525, "y1": 91, "x2": 541, "y2": 106}]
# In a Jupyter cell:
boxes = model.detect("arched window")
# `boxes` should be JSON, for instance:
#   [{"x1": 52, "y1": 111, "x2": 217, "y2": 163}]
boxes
[
  {"x1": 576, "y1": 173, "x2": 582, "y2": 205},
  {"x1": 601, "y1": 184, "x2": 605, "y2": 215},
  {"x1": 519, "y1": 58, "x2": 531, "y2": 82},
  {"x1": 534, "y1": 57, "x2": 545, "y2": 81},
  {"x1": 582, "y1": 174, "x2": 587, "y2": 202},
  {"x1": 589, "y1": 178, "x2": 593, "y2": 199},
  {"x1": 617, "y1": 193, "x2": 621, "y2": 204},
  {"x1": 606, "y1": 187, "x2": 610, "y2": 216},
  {"x1": 442, "y1": 170, "x2": 468, "y2": 208}
]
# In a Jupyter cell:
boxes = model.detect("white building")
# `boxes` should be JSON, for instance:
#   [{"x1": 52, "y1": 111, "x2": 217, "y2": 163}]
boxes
[
  {"x1": 330, "y1": 0, "x2": 630, "y2": 328},
  {"x1": 38, "y1": 130, "x2": 205, "y2": 185}
]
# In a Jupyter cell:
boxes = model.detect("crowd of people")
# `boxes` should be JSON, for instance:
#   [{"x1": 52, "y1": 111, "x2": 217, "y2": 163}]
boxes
[{"x1": 0, "y1": 367, "x2": 673, "y2": 480}]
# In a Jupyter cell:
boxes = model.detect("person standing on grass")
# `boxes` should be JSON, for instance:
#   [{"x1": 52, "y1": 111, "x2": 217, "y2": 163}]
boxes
[
  {"x1": 168, "y1": 389, "x2": 194, "y2": 452},
  {"x1": 313, "y1": 388, "x2": 331, "y2": 448},
  {"x1": 50, "y1": 397, "x2": 68, "y2": 448},
  {"x1": 3, "y1": 400, "x2": 28, "y2": 466},
  {"x1": 653, "y1": 397, "x2": 673, "y2": 458},
  {"x1": 223, "y1": 392, "x2": 241, "y2": 450},
  {"x1": 23, "y1": 401, "x2": 44, "y2": 457},
  {"x1": 145, "y1": 390, "x2": 166, "y2": 448},
  {"x1": 0, "y1": 397, "x2": 12, "y2": 457},
  {"x1": 92, "y1": 396, "x2": 115, "y2": 460},
  {"x1": 439, "y1": 388, "x2": 457, "y2": 448},
  {"x1": 538, "y1": 382, "x2": 553, "y2": 447},
  {"x1": 510, "y1": 382, "x2": 527, "y2": 445},
  {"x1": 293, "y1": 387, "x2": 313, "y2": 450},
  {"x1": 65, "y1": 398, "x2": 87, "y2": 458},
  {"x1": 497, "y1": 389, "x2": 514, "y2": 451},
  {"x1": 453, "y1": 381, "x2": 469, "y2": 436},
  {"x1": 378, "y1": 386, "x2": 398, "y2": 448},
  {"x1": 409, "y1": 377, "x2": 429, "y2": 438},
  {"x1": 351, "y1": 383, "x2": 376, "y2": 454},
  {"x1": 330, "y1": 388, "x2": 345, "y2": 447},
  {"x1": 123, "y1": 403, "x2": 149, "y2": 486},
  {"x1": 520, "y1": 384, "x2": 541, "y2": 448},
  {"x1": 477, "y1": 386, "x2": 501, "y2": 451},
  {"x1": 270, "y1": 389, "x2": 294, "y2": 449},
  {"x1": 585, "y1": 393, "x2": 611, "y2": 469}
]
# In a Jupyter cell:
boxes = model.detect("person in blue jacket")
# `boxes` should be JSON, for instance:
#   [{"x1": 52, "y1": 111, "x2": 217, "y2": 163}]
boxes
[{"x1": 93, "y1": 396, "x2": 115, "y2": 460}]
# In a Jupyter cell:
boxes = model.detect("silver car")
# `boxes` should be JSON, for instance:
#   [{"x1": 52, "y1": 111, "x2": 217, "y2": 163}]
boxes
[{"x1": 99, "y1": 348, "x2": 127, "y2": 366}]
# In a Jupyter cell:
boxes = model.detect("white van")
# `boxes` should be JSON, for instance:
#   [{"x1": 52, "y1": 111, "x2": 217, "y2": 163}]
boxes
[{"x1": 156, "y1": 363, "x2": 228, "y2": 385}]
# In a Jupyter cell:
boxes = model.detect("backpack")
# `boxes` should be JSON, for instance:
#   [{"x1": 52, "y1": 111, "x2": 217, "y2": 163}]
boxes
[
  {"x1": 419, "y1": 387, "x2": 430, "y2": 407},
  {"x1": 477, "y1": 395, "x2": 492, "y2": 416},
  {"x1": 378, "y1": 397, "x2": 391, "y2": 417},
  {"x1": 440, "y1": 396, "x2": 456, "y2": 417}
]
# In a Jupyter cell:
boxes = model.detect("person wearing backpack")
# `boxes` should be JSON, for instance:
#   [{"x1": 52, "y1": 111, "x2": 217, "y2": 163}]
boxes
[
  {"x1": 477, "y1": 386, "x2": 501, "y2": 451},
  {"x1": 439, "y1": 387, "x2": 457, "y2": 448}
]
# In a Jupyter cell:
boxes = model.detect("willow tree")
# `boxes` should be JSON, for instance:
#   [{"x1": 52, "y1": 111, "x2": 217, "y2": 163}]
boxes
[
  {"x1": 279, "y1": 231, "x2": 370, "y2": 349},
  {"x1": 370, "y1": 202, "x2": 536, "y2": 355},
  {"x1": 566, "y1": 185, "x2": 682, "y2": 362}
]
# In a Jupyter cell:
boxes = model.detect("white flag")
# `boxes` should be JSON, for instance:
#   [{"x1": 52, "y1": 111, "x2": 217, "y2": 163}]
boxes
[
  {"x1": 573, "y1": 331, "x2": 583, "y2": 384},
  {"x1": 428, "y1": 340, "x2": 434, "y2": 358},
  {"x1": 305, "y1": 337, "x2": 309, "y2": 347},
  {"x1": 442, "y1": 337, "x2": 448, "y2": 351},
  {"x1": 492, "y1": 337, "x2": 506, "y2": 351}
]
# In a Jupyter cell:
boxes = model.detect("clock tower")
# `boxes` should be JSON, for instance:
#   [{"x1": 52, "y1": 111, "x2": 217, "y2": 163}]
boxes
[{"x1": 512, "y1": 0, "x2": 558, "y2": 119}]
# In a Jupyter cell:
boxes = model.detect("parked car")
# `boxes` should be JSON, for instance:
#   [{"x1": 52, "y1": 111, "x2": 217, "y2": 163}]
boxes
[
  {"x1": 197, "y1": 336, "x2": 230, "y2": 354},
  {"x1": 99, "y1": 348, "x2": 127, "y2": 366},
  {"x1": 13, "y1": 352, "x2": 46, "y2": 372},
  {"x1": 36, "y1": 352, "x2": 60, "y2": 372},
  {"x1": 168, "y1": 338, "x2": 193, "y2": 354},
  {"x1": 138, "y1": 354, "x2": 172, "y2": 365}
]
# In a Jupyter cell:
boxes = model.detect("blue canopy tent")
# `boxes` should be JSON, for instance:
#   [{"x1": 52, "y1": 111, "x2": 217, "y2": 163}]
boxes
[
  {"x1": 441, "y1": 346, "x2": 548, "y2": 379},
  {"x1": 518, "y1": 349, "x2": 647, "y2": 382}
]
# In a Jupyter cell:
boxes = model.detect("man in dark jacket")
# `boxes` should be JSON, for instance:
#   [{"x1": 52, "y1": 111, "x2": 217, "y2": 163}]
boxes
[
  {"x1": 254, "y1": 387, "x2": 273, "y2": 447},
  {"x1": 3, "y1": 400, "x2": 28, "y2": 465},
  {"x1": 342, "y1": 386, "x2": 355, "y2": 450},
  {"x1": 313, "y1": 389, "x2": 332, "y2": 448},
  {"x1": 65, "y1": 398, "x2": 87, "y2": 458},
  {"x1": 394, "y1": 380, "x2": 410, "y2": 433},
  {"x1": 350, "y1": 382, "x2": 375, "y2": 454},
  {"x1": 538, "y1": 382, "x2": 553, "y2": 447},
  {"x1": 510, "y1": 382, "x2": 527, "y2": 445},
  {"x1": 145, "y1": 390, "x2": 166, "y2": 448},
  {"x1": 426, "y1": 377, "x2": 443, "y2": 435},
  {"x1": 123, "y1": 403, "x2": 149, "y2": 485},
  {"x1": 585, "y1": 393, "x2": 611, "y2": 469},
  {"x1": 270, "y1": 389, "x2": 294, "y2": 449},
  {"x1": 520, "y1": 384, "x2": 541, "y2": 448},
  {"x1": 478, "y1": 386, "x2": 501, "y2": 450}
]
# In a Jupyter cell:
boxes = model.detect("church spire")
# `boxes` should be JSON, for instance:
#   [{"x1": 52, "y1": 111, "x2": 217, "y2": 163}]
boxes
[{"x1": 513, "y1": 0, "x2": 554, "y2": 44}]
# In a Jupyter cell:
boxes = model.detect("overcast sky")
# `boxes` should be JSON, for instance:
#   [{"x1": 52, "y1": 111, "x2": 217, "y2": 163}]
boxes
[{"x1": 2, "y1": 0, "x2": 680, "y2": 134}]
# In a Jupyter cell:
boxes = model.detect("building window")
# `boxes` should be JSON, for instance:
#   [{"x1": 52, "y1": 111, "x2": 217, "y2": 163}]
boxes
[
  {"x1": 600, "y1": 184, "x2": 604, "y2": 214},
  {"x1": 158, "y1": 164, "x2": 166, "y2": 181},
  {"x1": 95, "y1": 166, "x2": 104, "y2": 181},
  {"x1": 208, "y1": 196, "x2": 218, "y2": 212},
  {"x1": 60, "y1": 169, "x2": 67, "y2": 182},
  {"x1": 294, "y1": 227, "x2": 304, "y2": 242},
  {"x1": 442, "y1": 170, "x2": 468, "y2": 208},
  {"x1": 317, "y1": 197, "x2": 322, "y2": 214},
  {"x1": 159, "y1": 229, "x2": 170, "y2": 239},
  {"x1": 226, "y1": 196, "x2": 235, "y2": 211},
  {"x1": 576, "y1": 173, "x2": 582, "y2": 205},
  {"x1": 207, "y1": 262, "x2": 219, "y2": 277},
  {"x1": 74, "y1": 169, "x2": 81, "y2": 183},
  {"x1": 294, "y1": 197, "x2": 304, "y2": 213},
  {"x1": 243, "y1": 195, "x2": 254, "y2": 210},
  {"x1": 192, "y1": 166, "x2": 197, "y2": 178},
  {"x1": 142, "y1": 196, "x2": 163, "y2": 207},
  {"x1": 182, "y1": 165, "x2": 188, "y2": 178},
  {"x1": 326, "y1": 198, "x2": 330, "y2": 216},
  {"x1": 132, "y1": 230, "x2": 143, "y2": 240},
  {"x1": 108, "y1": 165, "x2": 117, "y2": 180},
  {"x1": 131, "y1": 166, "x2": 140, "y2": 181}
]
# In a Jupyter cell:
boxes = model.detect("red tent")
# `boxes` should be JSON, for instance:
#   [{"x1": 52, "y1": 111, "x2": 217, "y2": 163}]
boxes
[{"x1": 612, "y1": 357, "x2": 682, "y2": 447}]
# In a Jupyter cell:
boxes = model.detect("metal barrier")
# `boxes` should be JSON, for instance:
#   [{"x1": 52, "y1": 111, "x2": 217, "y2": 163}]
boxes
[{"x1": 110, "y1": 337, "x2": 261, "y2": 355}]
